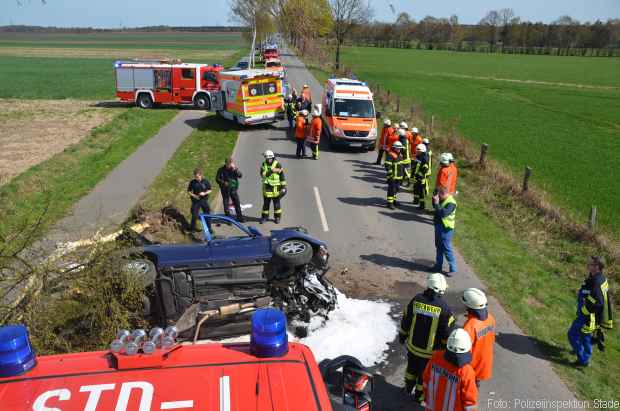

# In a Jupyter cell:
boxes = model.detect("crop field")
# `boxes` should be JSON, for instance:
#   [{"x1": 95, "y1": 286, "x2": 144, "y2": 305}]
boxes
[
  {"x1": 340, "y1": 47, "x2": 620, "y2": 237},
  {"x1": 0, "y1": 31, "x2": 246, "y2": 100}
]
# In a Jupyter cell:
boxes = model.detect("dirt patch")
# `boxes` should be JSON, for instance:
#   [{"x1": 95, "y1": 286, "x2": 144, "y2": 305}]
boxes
[
  {"x1": 0, "y1": 47, "x2": 235, "y2": 61},
  {"x1": 0, "y1": 99, "x2": 118, "y2": 185}
]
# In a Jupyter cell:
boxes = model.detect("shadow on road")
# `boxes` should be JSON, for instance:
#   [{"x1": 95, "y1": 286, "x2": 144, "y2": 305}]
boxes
[
  {"x1": 495, "y1": 332, "x2": 568, "y2": 365},
  {"x1": 184, "y1": 115, "x2": 243, "y2": 132},
  {"x1": 93, "y1": 101, "x2": 206, "y2": 110},
  {"x1": 360, "y1": 254, "x2": 435, "y2": 272},
  {"x1": 378, "y1": 211, "x2": 433, "y2": 225},
  {"x1": 338, "y1": 196, "x2": 386, "y2": 208},
  {"x1": 372, "y1": 375, "x2": 423, "y2": 411}
]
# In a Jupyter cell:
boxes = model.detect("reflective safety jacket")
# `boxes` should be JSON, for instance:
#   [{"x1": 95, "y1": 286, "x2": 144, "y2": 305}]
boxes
[
  {"x1": 423, "y1": 350, "x2": 479, "y2": 411},
  {"x1": 308, "y1": 116, "x2": 322, "y2": 144},
  {"x1": 386, "y1": 132, "x2": 400, "y2": 151},
  {"x1": 379, "y1": 126, "x2": 395, "y2": 147},
  {"x1": 449, "y1": 163, "x2": 458, "y2": 194},
  {"x1": 436, "y1": 165, "x2": 456, "y2": 194},
  {"x1": 577, "y1": 272, "x2": 614, "y2": 333},
  {"x1": 402, "y1": 131, "x2": 414, "y2": 163},
  {"x1": 413, "y1": 152, "x2": 431, "y2": 182},
  {"x1": 412, "y1": 134, "x2": 423, "y2": 158},
  {"x1": 385, "y1": 151, "x2": 407, "y2": 181},
  {"x1": 463, "y1": 311, "x2": 496, "y2": 381},
  {"x1": 400, "y1": 290, "x2": 455, "y2": 359},
  {"x1": 434, "y1": 195, "x2": 457, "y2": 230},
  {"x1": 295, "y1": 115, "x2": 307, "y2": 140},
  {"x1": 260, "y1": 160, "x2": 286, "y2": 198}
]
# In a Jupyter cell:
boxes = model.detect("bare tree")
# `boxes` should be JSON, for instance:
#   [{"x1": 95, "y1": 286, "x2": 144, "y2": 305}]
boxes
[{"x1": 329, "y1": 0, "x2": 372, "y2": 69}]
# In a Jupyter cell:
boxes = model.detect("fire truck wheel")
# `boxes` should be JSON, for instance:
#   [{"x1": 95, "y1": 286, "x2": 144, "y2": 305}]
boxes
[
  {"x1": 137, "y1": 93, "x2": 153, "y2": 109},
  {"x1": 193, "y1": 93, "x2": 210, "y2": 110}
]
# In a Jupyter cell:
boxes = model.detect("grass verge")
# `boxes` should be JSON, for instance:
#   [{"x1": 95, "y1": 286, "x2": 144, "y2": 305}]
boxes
[
  {"x1": 139, "y1": 114, "x2": 240, "y2": 217},
  {"x1": 0, "y1": 108, "x2": 176, "y2": 249},
  {"x1": 306, "y1": 59, "x2": 619, "y2": 402}
]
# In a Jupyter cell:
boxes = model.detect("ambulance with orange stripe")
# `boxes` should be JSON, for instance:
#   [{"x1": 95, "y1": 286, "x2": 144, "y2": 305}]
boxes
[
  {"x1": 211, "y1": 68, "x2": 285, "y2": 126},
  {"x1": 322, "y1": 78, "x2": 378, "y2": 150}
]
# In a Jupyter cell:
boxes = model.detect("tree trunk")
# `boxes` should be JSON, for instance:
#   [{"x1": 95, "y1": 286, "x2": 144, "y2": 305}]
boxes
[{"x1": 335, "y1": 39, "x2": 342, "y2": 70}]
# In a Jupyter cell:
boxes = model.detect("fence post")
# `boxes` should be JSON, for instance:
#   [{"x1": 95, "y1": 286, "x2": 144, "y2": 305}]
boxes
[
  {"x1": 396, "y1": 96, "x2": 400, "y2": 112},
  {"x1": 522, "y1": 166, "x2": 532, "y2": 192},
  {"x1": 430, "y1": 115, "x2": 435, "y2": 137},
  {"x1": 479, "y1": 143, "x2": 489, "y2": 166},
  {"x1": 386, "y1": 90, "x2": 391, "y2": 106},
  {"x1": 589, "y1": 206, "x2": 597, "y2": 230},
  {"x1": 410, "y1": 105, "x2": 415, "y2": 118}
]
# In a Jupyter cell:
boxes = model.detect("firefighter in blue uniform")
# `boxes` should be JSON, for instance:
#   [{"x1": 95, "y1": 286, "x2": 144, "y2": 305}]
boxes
[{"x1": 567, "y1": 256, "x2": 613, "y2": 367}]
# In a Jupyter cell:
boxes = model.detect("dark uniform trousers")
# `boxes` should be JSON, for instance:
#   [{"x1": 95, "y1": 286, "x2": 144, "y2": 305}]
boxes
[
  {"x1": 222, "y1": 189, "x2": 243, "y2": 219},
  {"x1": 190, "y1": 198, "x2": 211, "y2": 232}
]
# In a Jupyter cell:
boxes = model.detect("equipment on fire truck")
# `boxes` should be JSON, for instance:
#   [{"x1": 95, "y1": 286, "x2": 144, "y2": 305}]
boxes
[{"x1": 320, "y1": 355, "x2": 374, "y2": 411}]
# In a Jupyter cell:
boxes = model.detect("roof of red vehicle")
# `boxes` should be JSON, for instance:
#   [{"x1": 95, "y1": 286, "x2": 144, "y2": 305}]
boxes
[{"x1": 0, "y1": 342, "x2": 332, "y2": 411}]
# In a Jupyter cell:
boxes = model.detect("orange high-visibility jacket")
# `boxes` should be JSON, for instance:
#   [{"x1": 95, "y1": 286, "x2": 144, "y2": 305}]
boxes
[
  {"x1": 463, "y1": 313, "x2": 496, "y2": 381},
  {"x1": 295, "y1": 115, "x2": 307, "y2": 140},
  {"x1": 379, "y1": 126, "x2": 394, "y2": 147},
  {"x1": 449, "y1": 163, "x2": 458, "y2": 194},
  {"x1": 386, "y1": 132, "x2": 400, "y2": 151},
  {"x1": 436, "y1": 165, "x2": 455, "y2": 193},
  {"x1": 308, "y1": 116, "x2": 322, "y2": 144},
  {"x1": 423, "y1": 351, "x2": 479, "y2": 411},
  {"x1": 412, "y1": 134, "x2": 423, "y2": 156}
]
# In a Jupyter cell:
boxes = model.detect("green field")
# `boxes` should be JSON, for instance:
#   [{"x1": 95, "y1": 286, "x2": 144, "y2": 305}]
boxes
[
  {"x1": 0, "y1": 31, "x2": 246, "y2": 100},
  {"x1": 340, "y1": 47, "x2": 620, "y2": 237}
]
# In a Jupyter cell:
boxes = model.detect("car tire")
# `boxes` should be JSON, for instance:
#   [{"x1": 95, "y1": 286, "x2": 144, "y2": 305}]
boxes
[
  {"x1": 274, "y1": 239, "x2": 313, "y2": 266},
  {"x1": 124, "y1": 258, "x2": 157, "y2": 286},
  {"x1": 137, "y1": 93, "x2": 153, "y2": 109},
  {"x1": 193, "y1": 93, "x2": 210, "y2": 110}
]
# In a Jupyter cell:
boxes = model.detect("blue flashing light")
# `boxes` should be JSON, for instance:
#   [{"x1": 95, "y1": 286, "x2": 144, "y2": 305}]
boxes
[
  {"x1": 250, "y1": 308, "x2": 288, "y2": 358},
  {"x1": 0, "y1": 325, "x2": 37, "y2": 378}
]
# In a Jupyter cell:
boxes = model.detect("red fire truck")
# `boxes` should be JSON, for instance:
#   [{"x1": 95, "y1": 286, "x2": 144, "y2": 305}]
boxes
[
  {"x1": 0, "y1": 309, "x2": 374, "y2": 411},
  {"x1": 115, "y1": 60, "x2": 223, "y2": 109}
]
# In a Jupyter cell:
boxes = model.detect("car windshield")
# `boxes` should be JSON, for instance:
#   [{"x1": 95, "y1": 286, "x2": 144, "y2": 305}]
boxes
[{"x1": 333, "y1": 98, "x2": 374, "y2": 118}]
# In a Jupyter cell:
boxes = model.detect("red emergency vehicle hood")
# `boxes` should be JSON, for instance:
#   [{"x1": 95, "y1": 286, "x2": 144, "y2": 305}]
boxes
[{"x1": 0, "y1": 342, "x2": 331, "y2": 411}]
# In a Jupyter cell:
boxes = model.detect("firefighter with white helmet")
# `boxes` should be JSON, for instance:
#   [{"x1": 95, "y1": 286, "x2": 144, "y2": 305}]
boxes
[
  {"x1": 384, "y1": 140, "x2": 406, "y2": 209},
  {"x1": 435, "y1": 152, "x2": 456, "y2": 195},
  {"x1": 307, "y1": 105, "x2": 322, "y2": 160},
  {"x1": 376, "y1": 118, "x2": 395, "y2": 165},
  {"x1": 423, "y1": 328, "x2": 478, "y2": 411},
  {"x1": 399, "y1": 273, "x2": 455, "y2": 403},
  {"x1": 260, "y1": 150, "x2": 286, "y2": 224},
  {"x1": 396, "y1": 122, "x2": 413, "y2": 183},
  {"x1": 412, "y1": 142, "x2": 431, "y2": 210},
  {"x1": 462, "y1": 288, "x2": 496, "y2": 386}
]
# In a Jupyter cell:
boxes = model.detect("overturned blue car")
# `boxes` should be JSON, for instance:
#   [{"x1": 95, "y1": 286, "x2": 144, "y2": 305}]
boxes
[{"x1": 126, "y1": 214, "x2": 336, "y2": 339}]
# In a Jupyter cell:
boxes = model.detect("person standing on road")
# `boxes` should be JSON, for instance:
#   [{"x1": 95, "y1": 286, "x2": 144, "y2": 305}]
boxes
[
  {"x1": 423, "y1": 138, "x2": 433, "y2": 175},
  {"x1": 432, "y1": 186, "x2": 457, "y2": 275},
  {"x1": 295, "y1": 110, "x2": 309, "y2": 158},
  {"x1": 307, "y1": 105, "x2": 322, "y2": 160},
  {"x1": 385, "y1": 140, "x2": 406, "y2": 209},
  {"x1": 187, "y1": 168, "x2": 212, "y2": 233},
  {"x1": 412, "y1": 143, "x2": 431, "y2": 210},
  {"x1": 284, "y1": 94, "x2": 297, "y2": 130},
  {"x1": 398, "y1": 122, "x2": 413, "y2": 181},
  {"x1": 375, "y1": 118, "x2": 395, "y2": 165},
  {"x1": 423, "y1": 328, "x2": 479, "y2": 411},
  {"x1": 300, "y1": 84, "x2": 312, "y2": 112},
  {"x1": 448, "y1": 153, "x2": 458, "y2": 195},
  {"x1": 399, "y1": 273, "x2": 455, "y2": 404},
  {"x1": 462, "y1": 288, "x2": 496, "y2": 387},
  {"x1": 435, "y1": 153, "x2": 455, "y2": 195},
  {"x1": 260, "y1": 150, "x2": 287, "y2": 224},
  {"x1": 568, "y1": 256, "x2": 614, "y2": 367},
  {"x1": 216, "y1": 157, "x2": 245, "y2": 223},
  {"x1": 412, "y1": 127, "x2": 423, "y2": 156}
]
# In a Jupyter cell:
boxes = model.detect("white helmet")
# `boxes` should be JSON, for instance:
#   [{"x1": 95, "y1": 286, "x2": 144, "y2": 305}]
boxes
[
  {"x1": 287, "y1": 94, "x2": 292, "y2": 99},
  {"x1": 423, "y1": 138, "x2": 430, "y2": 144},
  {"x1": 303, "y1": 84, "x2": 309, "y2": 88},
  {"x1": 447, "y1": 153, "x2": 455, "y2": 162},
  {"x1": 427, "y1": 273, "x2": 447, "y2": 295},
  {"x1": 397, "y1": 128, "x2": 406, "y2": 137},
  {"x1": 314, "y1": 103, "x2": 322, "y2": 115},
  {"x1": 399, "y1": 121, "x2": 408, "y2": 130},
  {"x1": 263, "y1": 150, "x2": 275, "y2": 159},
  {"x1": 440, "y1": 153, "x2": 450, "y2": 165},
  {"x1": 392, "y1": 141, "x2": 404, "y2": 149},
  {"x1": 447, "y1": 328, "x2": 472, "y2": 354},
  {"x1": 384, "y1": 118, "x2": 392, "y2": 126},
  {"x1": 416, "y1": 144, "x2": 427, "y2": 153},
  {"x1": 301, "y1": 109, "x2": 309, "y2": 116},
  {"x1": 462, "y1": 288, "x2": 488, "y2": 310},
  {"x1": 312, "y1": 109, "x2": 321, "y2": 117},
  {"x1": 412, "y1": 127, "x2": 419, "y2": 134}
]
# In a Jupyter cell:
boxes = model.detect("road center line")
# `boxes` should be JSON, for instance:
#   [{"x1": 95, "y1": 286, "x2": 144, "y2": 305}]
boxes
[{"x1": 313, "y1": 186, "x2": 329, "y2": 232}]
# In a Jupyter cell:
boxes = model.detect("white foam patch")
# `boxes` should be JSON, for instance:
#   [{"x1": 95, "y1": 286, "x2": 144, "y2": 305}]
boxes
[{"x1": 295, "y1": 291, "x2": 398, "y2": 367}]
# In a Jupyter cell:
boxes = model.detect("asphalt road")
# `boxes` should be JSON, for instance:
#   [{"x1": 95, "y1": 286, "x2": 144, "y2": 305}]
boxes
[{"x1": 232, "y1": 49, "x2": 580, "y2": 410}]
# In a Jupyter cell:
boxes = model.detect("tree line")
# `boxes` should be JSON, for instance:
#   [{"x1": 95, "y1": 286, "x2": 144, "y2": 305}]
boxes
[{"x1": 349, "y1": 10, "x2": 620, "y2": 57}]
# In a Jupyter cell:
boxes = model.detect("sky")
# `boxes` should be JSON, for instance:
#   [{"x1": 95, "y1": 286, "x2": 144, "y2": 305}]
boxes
[{"x1": 2, "y1": 0, "x2": 619, "y2": 28}]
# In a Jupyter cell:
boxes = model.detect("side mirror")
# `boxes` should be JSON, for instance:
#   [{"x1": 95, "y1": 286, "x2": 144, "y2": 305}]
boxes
[{"x1": 375, "y1": 111, "x2": 382, "y2": 119}]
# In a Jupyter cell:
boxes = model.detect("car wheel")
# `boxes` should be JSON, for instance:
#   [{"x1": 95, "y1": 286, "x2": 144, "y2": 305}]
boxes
[
  {"x1": 274, "y1": 239, "x2": 313, "y2": 266},
  {"x1": 137, "y1": 93, "x2": 153, "y2": 109},
  {"x1": 124, "y1": 258, "x2": 157, "y2": 286}
]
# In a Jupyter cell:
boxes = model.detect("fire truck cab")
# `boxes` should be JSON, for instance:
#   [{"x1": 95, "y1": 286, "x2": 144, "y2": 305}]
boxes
[
  {"x1": 115, "y1": 60, "x2": 222, "y2": 109},
  {"x1": 322, "y1": 78, "x2": 378, "y2": 151},
  {"x1": 0, "y1": 309, "x2": 373, "y2": 411}
]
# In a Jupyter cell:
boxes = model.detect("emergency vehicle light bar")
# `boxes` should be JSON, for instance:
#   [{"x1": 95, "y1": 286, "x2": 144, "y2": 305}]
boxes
[
  {"x1": 250, "y1": 308, "x2": 288, "y2": 358},
  {"x1": 0, "y1": 324, "x2": 37, "y2": 377}
]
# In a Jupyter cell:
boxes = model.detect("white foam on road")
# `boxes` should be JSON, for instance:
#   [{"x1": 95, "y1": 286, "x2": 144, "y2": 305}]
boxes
[{"x1": 297, "y1": 291, "x2": 398, "y2": 367}]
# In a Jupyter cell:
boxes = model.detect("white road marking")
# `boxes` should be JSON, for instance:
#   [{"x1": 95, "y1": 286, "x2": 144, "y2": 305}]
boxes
[
  {"x1": 219, "y1": 375, "x2": 231, "y2": 411},
  {"x1": 161, "y1": 400, "x2": 194, "y2": 409},
  {"x1": 313, "y1": 186, "x2": 330, "y2": 232}
]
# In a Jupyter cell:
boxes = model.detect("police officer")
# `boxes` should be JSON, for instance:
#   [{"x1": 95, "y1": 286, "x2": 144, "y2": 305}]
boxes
[
  {"x1": 216, "y1": 157, "x2": 244, "y2": 222},
  {"x1": 462, "y1": 288, "x2": 496, "y2": 386},
  {"x1": 412, "y1": 143, "x2": 431, "y2": 210},
  {"x1": 187, "y1": 168, "x2": 212, "y2": 233},
  {"x1": 385, "y1": 140, "x2": 406, "y2": 209},
  {"x1": 568, "y1": 256, "x2": 614, "y2": 367},
  {"x1": 399, "y1": 273, "x2": 455, "y2": 403},
  {"x1": 260, "y1": 150, "x2": 287, "y2": 224}
]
